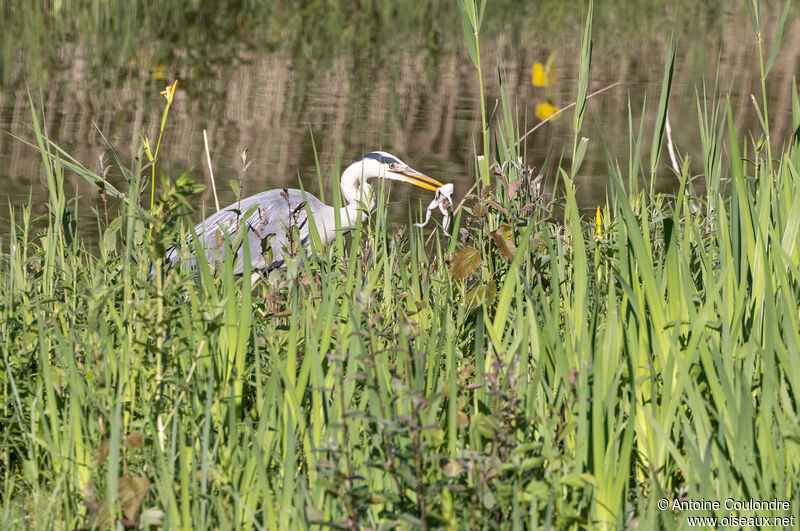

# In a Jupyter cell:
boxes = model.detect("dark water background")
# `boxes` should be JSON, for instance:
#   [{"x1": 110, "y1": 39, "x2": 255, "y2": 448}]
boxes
[{"x1": 1, "y1": 1, "x2": 798, "y2": 239}]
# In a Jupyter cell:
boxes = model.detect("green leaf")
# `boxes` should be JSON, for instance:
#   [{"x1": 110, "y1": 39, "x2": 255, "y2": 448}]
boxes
[
  {"x1": 229, "y1": 179, "x2": 241, "y2": 199},
  {"x1": 573, "y1": 0, "x2": 593, "y2": 135},
  {"x1": 792, "y1": 77, "x2": 800, "y2": 147},
  {"x1": 458, "y1": 5, "x2": 479, "y2": 68},
  {"x1": 765, "y1": 0, "x2": 791, "y2": 78},
  {"x1": 745, "y1": 0, "x2": 760, "y2": 34},
  {"x1": 572, "y1": 136, "x2": 590, "y2": 178},
  {"x1": 480, "y1": 485, "x2": 496, "y2": 509},
  {"x1": 650, "y1": 42, "x2": 675, "y2": 178},
  {"x1": 305, "y1": 505, "x2": 325, "y2": 522},
  {"x1": 560, "y1": 473, "x2": 598, "y2": 489}
]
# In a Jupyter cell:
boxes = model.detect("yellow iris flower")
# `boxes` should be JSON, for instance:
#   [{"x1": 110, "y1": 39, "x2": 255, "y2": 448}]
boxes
[
  {"x1": 595, "y1": 207, "x2": 602, "y2": 243},
  {"x1": 532, "y1": 60, "x2": 555, "y2": 87},
  {"x1": 535, "y1": 102, "x2": 560, "y2": 121}
]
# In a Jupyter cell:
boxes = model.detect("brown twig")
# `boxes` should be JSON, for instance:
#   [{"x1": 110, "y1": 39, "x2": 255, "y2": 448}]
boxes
[{"x1": 514, "y1": 81, "x2": 622, "y2": 147}]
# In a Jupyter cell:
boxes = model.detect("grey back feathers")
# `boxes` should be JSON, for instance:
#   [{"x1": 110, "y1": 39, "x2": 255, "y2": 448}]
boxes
[{"x1": 166, "y1": 189, "x2": 332, "y2": 275}]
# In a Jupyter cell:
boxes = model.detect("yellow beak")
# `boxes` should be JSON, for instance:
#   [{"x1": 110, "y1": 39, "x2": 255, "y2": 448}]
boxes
[{"x1": 387, "y1": 167, "x2": 444, "y2": 191}]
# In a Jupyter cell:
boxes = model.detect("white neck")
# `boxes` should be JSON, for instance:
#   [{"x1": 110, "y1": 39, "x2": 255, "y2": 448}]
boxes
[
  {"x1": 337, "y1": 158, "x2": 378, "y2": 229},
  {"x1": 340, "y1": 158, "x2": 381, "y2": 206},
  {"x1": 338, "y1": 201, "x2": 367, "y2": 229}
]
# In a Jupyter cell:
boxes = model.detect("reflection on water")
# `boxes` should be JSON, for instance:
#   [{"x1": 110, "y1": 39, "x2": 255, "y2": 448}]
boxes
[{"x1": 1, "y1": 2, "x2": 798, "y2": 240}]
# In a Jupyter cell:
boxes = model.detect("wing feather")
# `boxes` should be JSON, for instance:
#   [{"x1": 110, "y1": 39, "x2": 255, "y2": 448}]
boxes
[{"x1": 168, "y1": 189, "x2": 331, "y2": 274}]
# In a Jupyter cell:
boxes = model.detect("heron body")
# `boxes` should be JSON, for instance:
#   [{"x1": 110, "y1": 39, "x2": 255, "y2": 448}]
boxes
[{"x1": 167, "y1": 152, "x2": 443, "y2": 274}]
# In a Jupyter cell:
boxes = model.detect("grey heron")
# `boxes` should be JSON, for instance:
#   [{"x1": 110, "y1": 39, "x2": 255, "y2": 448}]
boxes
[{"x1": 166, "y1": 152, "x2": 443, "y2": 274}]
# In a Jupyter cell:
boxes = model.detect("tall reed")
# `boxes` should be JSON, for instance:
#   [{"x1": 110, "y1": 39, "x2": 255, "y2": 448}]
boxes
[{"x1": 2, "y1": 1, "x2": 799, "y2": 529}]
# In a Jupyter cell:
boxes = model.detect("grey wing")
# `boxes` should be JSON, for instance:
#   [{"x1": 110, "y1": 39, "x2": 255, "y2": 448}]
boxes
[{"x1": 167, "y1": 189, "x2": 330, "y2": 274}]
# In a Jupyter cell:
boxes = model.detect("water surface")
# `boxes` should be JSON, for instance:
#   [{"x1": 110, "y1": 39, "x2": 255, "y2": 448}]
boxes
[{"x1": 1, "y1": 1, "x2": 798, "y2": 240}]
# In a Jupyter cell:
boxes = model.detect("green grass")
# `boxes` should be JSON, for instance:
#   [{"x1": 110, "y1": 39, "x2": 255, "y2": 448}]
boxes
[{"x1": 2, "y1": 1, "x2": 800, "y2": 529}]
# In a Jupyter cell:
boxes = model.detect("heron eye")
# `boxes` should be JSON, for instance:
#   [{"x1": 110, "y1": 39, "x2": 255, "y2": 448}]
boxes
[{"x1": 389, "y1": 163, "x2": 396, "y2": 170}]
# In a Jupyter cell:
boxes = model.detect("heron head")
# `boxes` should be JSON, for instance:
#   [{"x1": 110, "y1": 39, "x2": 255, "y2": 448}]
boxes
[{"x1": 341, "y1": 151, "x2": 444, "y2": 207}]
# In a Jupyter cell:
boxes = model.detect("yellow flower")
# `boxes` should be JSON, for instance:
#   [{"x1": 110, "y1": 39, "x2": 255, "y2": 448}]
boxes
[
  {"x1": 535, "y1": 102, "x2": 560, "y2": 121},
  {"x1": 531, "y1": 60, "x2": 555, "y2": 87},
  {"x1": 160, "y1": 80, "x2": 179, "y2": 102},
  {"x1": 151, "y1": 65, "x2": 165, "y2": 80},
  {"x1": 532, "y1": 63, "x2": 546, "y2": 86},
  {"x1": 594, "y1": 206, "x2": 602, "y2": 243}
]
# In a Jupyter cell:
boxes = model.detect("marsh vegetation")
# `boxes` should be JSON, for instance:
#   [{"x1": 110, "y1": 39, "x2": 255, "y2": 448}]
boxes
[{"x1": 2, "y1": 0, "x2": 800, "y2": 529}]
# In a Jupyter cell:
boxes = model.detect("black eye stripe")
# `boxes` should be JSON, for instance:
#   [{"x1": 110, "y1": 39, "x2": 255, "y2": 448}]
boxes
[{"x1": 359, "y1": 152, "x2": 401, "y2": 166}]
